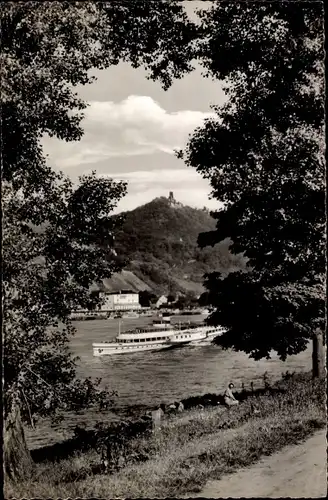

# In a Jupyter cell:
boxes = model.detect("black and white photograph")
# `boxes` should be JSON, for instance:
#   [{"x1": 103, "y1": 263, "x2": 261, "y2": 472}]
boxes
[{"x1": 2, "y1": 1, "x2": 326, "y2": 498}]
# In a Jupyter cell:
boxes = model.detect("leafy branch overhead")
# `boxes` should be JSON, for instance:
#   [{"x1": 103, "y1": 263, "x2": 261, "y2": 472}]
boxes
[
  {"x1": 1, "y1": 0, "x2": 197, "y2": 456},
  {"x1": 181, "y1": 2, "x2": 325, "y2": 360}
]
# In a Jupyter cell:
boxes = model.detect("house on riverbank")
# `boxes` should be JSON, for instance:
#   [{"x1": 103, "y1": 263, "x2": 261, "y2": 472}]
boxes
[
  {"x1": 98, "y1": 290, "x2": 141, "y2": 312},
  {"x1": 70, "y1": 286, "x2": 142, "y2": 319}
]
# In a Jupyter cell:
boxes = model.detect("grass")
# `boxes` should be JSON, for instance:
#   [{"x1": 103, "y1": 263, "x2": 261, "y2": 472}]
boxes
[{"x1": 5, "y1": 372, "x2": 326, "y2": 498}]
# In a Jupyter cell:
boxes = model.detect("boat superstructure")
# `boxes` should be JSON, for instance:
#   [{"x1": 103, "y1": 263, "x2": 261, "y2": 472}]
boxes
[
  {"x1": 168, "y1": 325, "x2": 225, "y2": 346},
  {"x1": 152, "y1": 313, "x2": 171, "y2": 328}
]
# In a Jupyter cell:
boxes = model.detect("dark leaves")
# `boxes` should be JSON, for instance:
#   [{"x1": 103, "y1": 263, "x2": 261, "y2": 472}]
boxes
[
  {"x1": 2, "y1": 0, "x2": 197, "y2": 428},
  {"x1": 184, "y1": 4, "x2": 325, "y2": 360}
]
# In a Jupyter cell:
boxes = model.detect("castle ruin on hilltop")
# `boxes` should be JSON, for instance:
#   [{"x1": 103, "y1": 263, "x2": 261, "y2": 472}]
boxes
[{"x1": 168, "y1": 191, "x2": 182, "y2": 208}]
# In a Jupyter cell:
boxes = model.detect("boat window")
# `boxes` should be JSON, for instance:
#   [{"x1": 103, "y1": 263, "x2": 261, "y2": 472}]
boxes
[{"x1": 140, "y1": 338, "x2": 145, "y2": 342}]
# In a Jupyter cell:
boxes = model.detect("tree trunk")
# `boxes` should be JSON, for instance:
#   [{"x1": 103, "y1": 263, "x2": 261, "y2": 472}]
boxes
[
  {"x1": 4, "y1": 403, "x2": 34, "y2": 480},
  {"x1": 312, "y1": 329, "x2": 325, "y2": 378}
]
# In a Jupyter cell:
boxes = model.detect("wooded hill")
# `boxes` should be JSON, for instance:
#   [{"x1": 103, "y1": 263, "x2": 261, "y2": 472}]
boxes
[{"x1": 109, "y1": 195, "x2": 246, "y2": 296}]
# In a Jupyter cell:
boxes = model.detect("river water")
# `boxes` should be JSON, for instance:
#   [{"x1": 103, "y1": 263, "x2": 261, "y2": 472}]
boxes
[{"x1": 25, "y1": 315, "x2": 311, "y2": 449}]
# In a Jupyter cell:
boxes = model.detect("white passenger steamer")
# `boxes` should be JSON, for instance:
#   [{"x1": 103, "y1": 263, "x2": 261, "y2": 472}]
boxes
[
  {"x1": 93, "y1": 316, "x2": 175, "y2": 356},
  {"x1": 92, "y1": 316, "x2": 224, "y2": 356}
]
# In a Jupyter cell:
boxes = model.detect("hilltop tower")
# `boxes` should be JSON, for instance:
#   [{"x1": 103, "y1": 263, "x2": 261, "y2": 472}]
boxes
[
  {"x1": 168, "y1": 191, "x2": 182, "y2": 208},
  {"x1": 168, "y1": 191, "x2": 175, "y2": 204}
]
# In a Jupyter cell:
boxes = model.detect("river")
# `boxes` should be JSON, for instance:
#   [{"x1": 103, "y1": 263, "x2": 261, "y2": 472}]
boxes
[{"x1": 25, "y1": 315, "x2": 311, "y2": 450}]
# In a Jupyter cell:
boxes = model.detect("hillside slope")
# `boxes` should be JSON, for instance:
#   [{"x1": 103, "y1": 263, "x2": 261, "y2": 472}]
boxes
[
  {"x1": 91, "y1": 270, "x2": 151, "y2": 293},
  {"x1": 112, "y1": 195, "x2": 246, "y2": 295}
]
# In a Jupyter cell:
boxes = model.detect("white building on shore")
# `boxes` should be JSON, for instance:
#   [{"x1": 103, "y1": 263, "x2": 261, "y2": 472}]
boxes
[{"x1": 98, "y1": 290, "x2": 141, "y2": 312}]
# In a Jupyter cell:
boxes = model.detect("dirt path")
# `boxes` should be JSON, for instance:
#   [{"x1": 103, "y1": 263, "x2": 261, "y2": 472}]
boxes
[{"x1": 186, "y1": 429, "x2": 327, "y2": 498}]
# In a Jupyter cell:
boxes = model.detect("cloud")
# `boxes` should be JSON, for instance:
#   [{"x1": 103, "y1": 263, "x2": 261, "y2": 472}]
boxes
[
  {"x1": 98, "y1": 168, "x2": 223, "y2": 213},
  {"x1": 42, "y1": 96, "x2": 215, "y2": 169},
  {"x1": 40, "y1": 95, "x2": 222, "y2": 212}
]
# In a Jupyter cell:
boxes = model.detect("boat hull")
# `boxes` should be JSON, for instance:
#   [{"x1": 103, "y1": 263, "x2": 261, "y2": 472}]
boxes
[
  {"x1": 190, "y1": 332, "x2": 219, "y2": 345},
  {"x1": 93, "y1": 341, "x2": 171, "y2": 356}
]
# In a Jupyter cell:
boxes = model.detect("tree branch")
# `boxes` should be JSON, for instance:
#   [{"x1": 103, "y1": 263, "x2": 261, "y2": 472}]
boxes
[
  {"x1": 26, "y1": 366, "x2": 53, "y2": 389},
  {"x1": 21, "y1": 389, "x2": 34, "y2": 429}
]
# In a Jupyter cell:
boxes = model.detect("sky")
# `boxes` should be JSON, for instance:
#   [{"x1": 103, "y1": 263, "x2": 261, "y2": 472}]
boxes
[{"x1": 42, "y1": 2, "x2": 226, "y2": 213}]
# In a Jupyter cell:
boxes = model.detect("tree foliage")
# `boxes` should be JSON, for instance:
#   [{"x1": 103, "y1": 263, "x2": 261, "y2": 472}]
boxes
[
  {"x1": 174, "y1": 291, "x2": 199, "y2": 311},
  {"x1": 181, "y1": 2, "x2": 325, "y2": 361},
  {"x1": 2, "y1": 1, "x2": 196, "y2": 185},
  {"x1": 1, "y1": 1, "x2": 197, "y2": 476},
  {"x1": 139, "y1": 290, "x2": 158, "y2": 308},
  {"x1": 3, "y1": 173, "x2": 126, "y2": 424}
]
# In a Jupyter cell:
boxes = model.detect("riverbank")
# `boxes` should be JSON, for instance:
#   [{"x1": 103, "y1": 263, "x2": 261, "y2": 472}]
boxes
[
  {"x1": 24, "y1": 316, "x2": 312, "y2": 451},
  {"x1": 5, "y1": 372, "x2": 325, "y2": 498}
]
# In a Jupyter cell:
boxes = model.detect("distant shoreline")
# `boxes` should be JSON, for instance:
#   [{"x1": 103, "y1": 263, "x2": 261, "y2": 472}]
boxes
[{"x1": 70, "y1": 309, "x2": 209, "y2": 321}]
